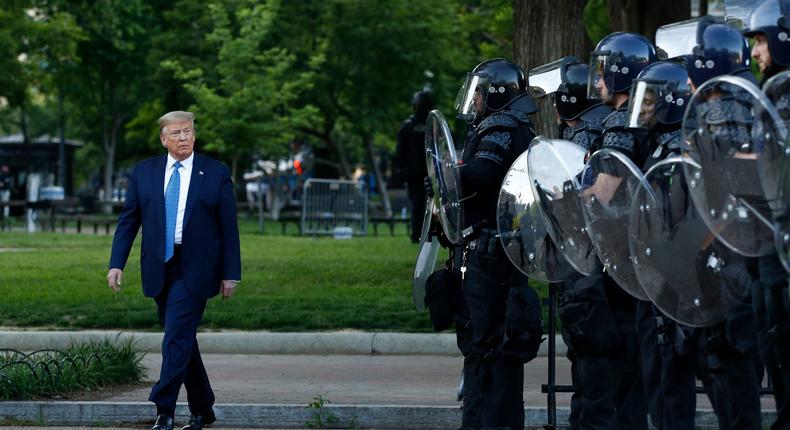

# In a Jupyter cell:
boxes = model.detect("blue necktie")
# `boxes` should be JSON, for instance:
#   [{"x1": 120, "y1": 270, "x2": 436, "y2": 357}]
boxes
[{"x1": 164, "y1": 161, "x2": 182, "y2": 262}]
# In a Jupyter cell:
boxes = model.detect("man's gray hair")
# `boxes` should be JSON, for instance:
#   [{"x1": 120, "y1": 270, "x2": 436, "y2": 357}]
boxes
[{"x1": 158, "y1": 111, "x2": 195, "y2": 135}]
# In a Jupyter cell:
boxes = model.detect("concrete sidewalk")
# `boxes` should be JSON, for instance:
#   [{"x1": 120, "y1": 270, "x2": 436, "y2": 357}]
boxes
[
  {"x1": 0, "y1": 331, "x2": 779, "y2": 428},
  {"x1": 0, "y1": 353, "x2": 778, "y2": 429}
]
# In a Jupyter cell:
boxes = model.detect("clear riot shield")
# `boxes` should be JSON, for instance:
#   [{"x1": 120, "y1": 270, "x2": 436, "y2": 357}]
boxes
[
  {"x1": 681, "y1": 75, "x2": 785, "y2": 257},
  {"x1": 581, "y1": 148, "x2": 649, "y2": 300},
  {"x1": 413, "y1": 199, "x2": 441, "y2": 311},
  {"x1": 763, "y1": 71, "x2": 790, "y2": 272},
  {"x1": 425, "y1": 110, "x2": 464, "y2": 245},
  {"x1": 498, "y1": 144, "x2": 574, "y2": 282},
  {"x1": 629, "y1": 157, "x2": 751, "y2": 326},
  {"x1": 778, "y1": 221, "x2": 790, "y2": 273},
  {"x1": 528, "y1": 137, "x2": 597, "y2": 275}
]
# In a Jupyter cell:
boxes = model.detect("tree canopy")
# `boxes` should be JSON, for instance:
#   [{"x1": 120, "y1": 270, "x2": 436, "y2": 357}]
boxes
[{"x1": 0, "y1": 0, "x2": 698, "y2": 208}]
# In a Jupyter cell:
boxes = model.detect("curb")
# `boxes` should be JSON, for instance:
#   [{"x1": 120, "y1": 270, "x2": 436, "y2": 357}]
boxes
[
  {"x1": 0, "y1": 401, "x2": 769, "y2": 429},
  {"x1": 0, "y1": 331, "x2": 566, "y2": 357}
]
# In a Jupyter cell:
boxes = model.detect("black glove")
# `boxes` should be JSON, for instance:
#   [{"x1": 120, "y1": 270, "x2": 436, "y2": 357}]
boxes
[{"x1": 424, "y1": 176, "x2": 434, "y2": 199}]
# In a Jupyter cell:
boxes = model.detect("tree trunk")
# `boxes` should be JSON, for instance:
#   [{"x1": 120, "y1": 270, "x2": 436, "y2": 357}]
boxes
[
  {"x1": 332, "y1": 137, "x2": 353, "y2": 180},
  {"x1": 608, "y1": 0, "x2": 691, "y2": 39},
  {"x1": 20, "y1": 107, "x2": 31, "y2": 175},
  {"x1": 513, "y1": 0, "x2": 590, "y2": 138},
  {"x1": 102, "y1": 113, "x2": 122, "y2": 214},
  {"x1": 58, "y1": 90, "x2": 66, "y2": 190},
  {"x1": 365, "y1": 134, "x2": 392, "y2": 218}
]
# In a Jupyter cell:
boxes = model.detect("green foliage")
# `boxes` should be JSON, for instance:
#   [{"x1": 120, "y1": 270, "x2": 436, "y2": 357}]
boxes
[
  {"x1": 0, "y1": 337, "x2": 145, "y2": 400},
  {"x1": 0, "y1": 0, "x2": 517, "y2": 186},
  {"x1": 305, "y1": 393, "x2": 339, "y2": 429},
  {"x1": 165, "y1": 1, "x2": 319, "y2": 161},
  {"x1": 584, "y1": 0, "x2": 611, "y2": 49}
]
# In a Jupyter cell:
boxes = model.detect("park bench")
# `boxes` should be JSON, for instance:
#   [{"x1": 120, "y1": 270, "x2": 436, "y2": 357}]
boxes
[
  {"x1": 369, "y1": 215, "x2": 411, "y2": 237},
  {"x1": 52, "y1": 214, "x2": 115, "y2": 234}
]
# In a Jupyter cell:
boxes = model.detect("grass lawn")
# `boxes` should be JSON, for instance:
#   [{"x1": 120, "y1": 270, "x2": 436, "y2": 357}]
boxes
[{"x1": 0, "y1": 218, "x2": 548, "y2": 331}]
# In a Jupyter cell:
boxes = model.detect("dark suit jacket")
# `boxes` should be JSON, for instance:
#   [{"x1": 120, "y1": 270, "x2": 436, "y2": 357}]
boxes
[{"x1": 109, "y1": 153, "x2": 241, "y2": 300}]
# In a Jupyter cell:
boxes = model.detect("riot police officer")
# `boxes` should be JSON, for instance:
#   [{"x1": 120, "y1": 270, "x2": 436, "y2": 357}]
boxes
[
  {"x1": 395, "y1": 90, "x2": 436, "y2": 243},
  {"x1": 626, "y1": 60, "x2": 698, "y2": 430},
  {"x1": 673, "y1": 15, "x2": 764, "y2": 429},
  {"x1": 738, "y1": 2, "x2": 790, "y2": 428},
  {"x1": 451, "y1": 58, "x2": 541, "y2": 430},
  {"x1": 583, "y1": 31, "x2": 658, "y2": 430},
  {"x1": 742, "y1": 0, "x2": 790, "y2": 84},
  {"x1": 528, "y1": 56, "x2": 614, "y2": 430}
]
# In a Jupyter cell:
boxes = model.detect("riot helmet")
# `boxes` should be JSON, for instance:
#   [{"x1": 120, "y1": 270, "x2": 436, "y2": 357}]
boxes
[
  {"x1": 411, "y1": 90, "x2": 436, "y2": 116},
  {"x1": 588, "y1": 32, "x2": 658, "y2": 101},
  {"x1": 626, "y1": 61, "x2": 692, "y2": 129},
  {"x1": 687, "y1": 16, "x2": 752, "y2": 87},
  {"x1": 529, "y1": 56, "x2": 598, "y2": 121},
  {"x1": 740, "y1": 0, "x2": 790, "y2": 69},
  {"x1": 455, "y1": 58, "x2": 528, "y2": 122}
]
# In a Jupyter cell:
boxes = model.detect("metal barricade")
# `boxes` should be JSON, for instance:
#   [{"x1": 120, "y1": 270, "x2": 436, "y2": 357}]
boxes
[{"x1": 300, "y1": 179, "x2": 368, "y2": 236}]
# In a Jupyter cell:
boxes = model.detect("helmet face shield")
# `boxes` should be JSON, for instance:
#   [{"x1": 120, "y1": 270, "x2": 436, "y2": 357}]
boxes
[
  {"x1": 655, "y1": 19, "x2": 698, "y2": 59},
  {"x1": 528, "y1": 58, "x2": 565, "y2": 98},
  {"x1": 740, "y1": 0, "x2": 784, "y2": 33},
  {"x1": 455, "y1": 73, "x2": 484, "y2": 121},
  {"x1": 627, "y1": 81, "x2": 671, "y2": 129},
  {"x1": 587, "y1": 53, "x2": 612, "y2": 101},
  {"x1": 457, "y1": 59, "x2": 529, "y2": 120}
]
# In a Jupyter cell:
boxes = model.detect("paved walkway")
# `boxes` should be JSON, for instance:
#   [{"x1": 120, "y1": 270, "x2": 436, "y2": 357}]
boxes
[{"x1": 0, "y1": 331, "x2": 780, "y2": 428}]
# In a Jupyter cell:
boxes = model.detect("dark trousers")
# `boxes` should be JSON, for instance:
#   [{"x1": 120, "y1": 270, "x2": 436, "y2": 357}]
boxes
[
  {"x1": 407, "y1": 179, "x2": 426, "y2": 243},
  {"x1": 453, "y1": 246, "x2": 524, "y2": 429},
  {"x1": 753, "y1": 254, "x2": 790, "y2": 430},
  {"x1": 696, "y1": 324, "x2": 762, "y2": 430},
  {"x1": 566, "y1": 347, "x2": 614, "y2": 430},
  {"x1": 605, "y1": 278, "x2": 648, "y2": 430},
  {"x1": 149, "y1": 248, "x2": 214, "y2": 415},
  {"x1": 636, "y1": 301, "x2": 696, "y2": 430}
]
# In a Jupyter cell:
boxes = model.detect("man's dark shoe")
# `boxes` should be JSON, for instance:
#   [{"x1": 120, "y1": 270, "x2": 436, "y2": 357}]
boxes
[
  {"x1": 151, "y1": 414, "x2": 174, "y2": 430},
  {"x1": 181, "y1": 409, "x2": 216, "y2": 429}
]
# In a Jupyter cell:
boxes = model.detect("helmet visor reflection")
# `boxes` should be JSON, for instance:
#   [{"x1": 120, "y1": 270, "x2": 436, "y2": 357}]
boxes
[
  {"x1": 587, "y1": 55, "x2": 609, "y2": 100},
  {"x1": 627, "y1": 81, "x2": 663, "y2": 129},
  {"x1": 455, "y1": 74, "x2": 483, "y2": 118},
  {"x1": 528, "y1": 59, "x2": 565, "y2": 98},
  {"x1": 655, "y1": 19, "x2": 698, "y2": 59}
]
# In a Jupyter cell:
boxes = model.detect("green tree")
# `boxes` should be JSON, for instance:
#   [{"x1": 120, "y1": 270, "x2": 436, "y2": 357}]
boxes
[
  {"x1": 165, "y1": 0, "x2": 319, "y2": 178},
  {"x1": 0, "y1": 1, "x2": 81, "y2": 175},
  {"x1": 57, "y1": 0, "x2": 157, "y2": 207},
  {"x1": 276, "y1": 0, "x2": 473, "y2": 216}
]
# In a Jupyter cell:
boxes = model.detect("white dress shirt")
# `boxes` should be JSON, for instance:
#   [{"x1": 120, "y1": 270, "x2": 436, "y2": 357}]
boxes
[{"x1": 164, "y1": 152, "x2": 193, "y2": 245}]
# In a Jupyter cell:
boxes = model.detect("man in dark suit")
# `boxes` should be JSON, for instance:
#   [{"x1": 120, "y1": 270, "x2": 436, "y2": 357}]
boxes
[{"x1": 107, "y1": 111, "x2": 241, "y2": 430}]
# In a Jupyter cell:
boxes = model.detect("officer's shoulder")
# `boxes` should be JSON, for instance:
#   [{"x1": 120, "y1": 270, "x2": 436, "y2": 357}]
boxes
[
  {"x1": 602, "y1": 107, "x2": 628, "y2": 128},
  {"x1": 478, "y1": 112, "x2": 518, "y2": 133},
  {"x1": 400, "y1": 116, "x2": 415, "y2": 128},
  {"x1": 580, "y1": 104, "x2": 612, "y2": 123}
]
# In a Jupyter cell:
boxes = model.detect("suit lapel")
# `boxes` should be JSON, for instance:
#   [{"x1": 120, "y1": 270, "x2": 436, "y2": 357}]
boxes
[
  {"x1": 155, "y1": 155, "x2": 166, "y2": 230},
  {"x1": 183, "y1": 154, "x2": 205, "y2": 230}
]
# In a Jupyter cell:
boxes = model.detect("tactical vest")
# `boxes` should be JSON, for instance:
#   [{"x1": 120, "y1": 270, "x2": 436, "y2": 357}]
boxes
[{"x1": 460, "y1": 96, "x2": 537, "y2": 231}]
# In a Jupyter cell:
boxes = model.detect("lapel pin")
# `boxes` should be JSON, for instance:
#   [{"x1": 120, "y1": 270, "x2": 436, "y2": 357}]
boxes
[{"x1": 199, "y1": 171, "x2": 204, "y2": 175}]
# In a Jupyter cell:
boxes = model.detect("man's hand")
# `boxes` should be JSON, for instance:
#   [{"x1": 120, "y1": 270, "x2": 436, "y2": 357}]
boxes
[
  {"x1": 220, "y1": 280, "x2": 237, "y2": 300},
  {"x1": 107, "y1": 268, "x2": 123, "y2": 292}
]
